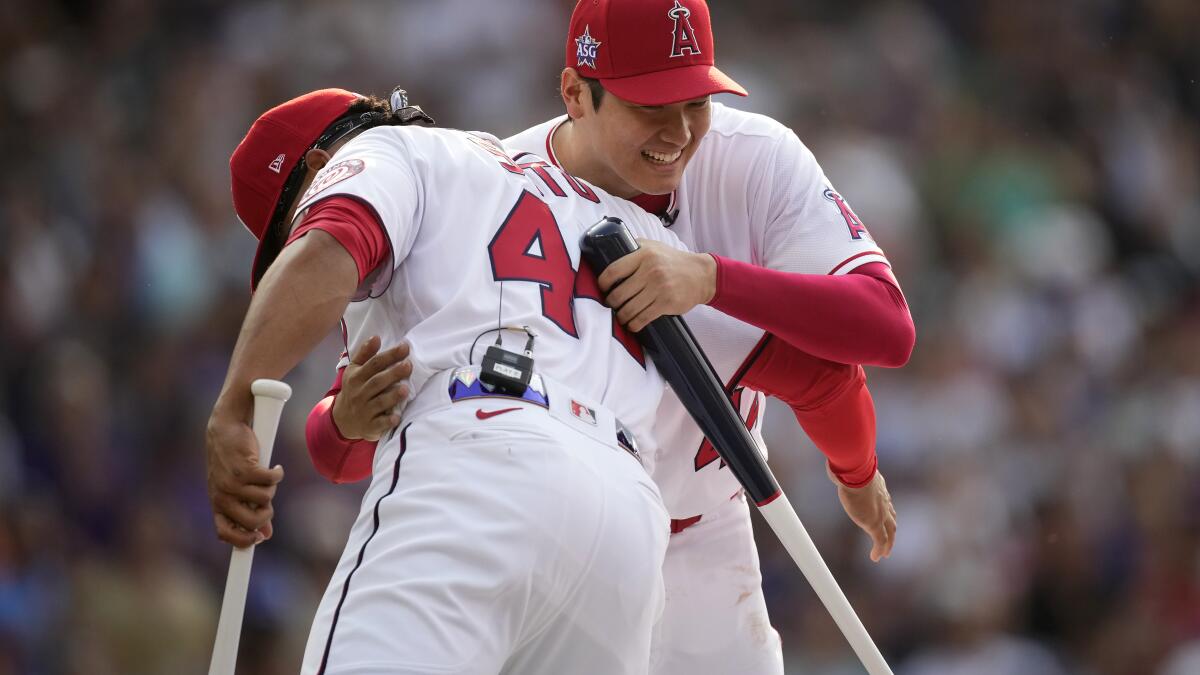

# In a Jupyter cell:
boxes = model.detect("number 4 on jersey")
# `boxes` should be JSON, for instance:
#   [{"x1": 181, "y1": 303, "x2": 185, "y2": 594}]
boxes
[
  {"x1": 488, "y1": 191, "x2": 644, "y2": 365},
  {"x1": 694, "y1": 387, "x2": 760, "y2": 471}
]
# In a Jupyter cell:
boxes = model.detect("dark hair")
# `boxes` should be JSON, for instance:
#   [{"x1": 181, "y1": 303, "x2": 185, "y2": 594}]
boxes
[
  {"x1": 346, "y1": 94, "x2": 392, "y2": 117},
  {"x1": 580, "y1": 76, "x2": 606, "y2": 110}
]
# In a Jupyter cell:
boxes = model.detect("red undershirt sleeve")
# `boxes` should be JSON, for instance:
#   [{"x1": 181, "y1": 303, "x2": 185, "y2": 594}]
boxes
[
  {"x1": 305, "y1": 368, "x2": 378, "y2": 484},
  {"x1": 707, "y1": 258, "x2": 916, "y2": 368},
  {"x1": 738, "y1": 337, "x2": 877, "y2": 488},
  {"x1": 286, "y1": 195, "x2": 390, "y2": 285}
]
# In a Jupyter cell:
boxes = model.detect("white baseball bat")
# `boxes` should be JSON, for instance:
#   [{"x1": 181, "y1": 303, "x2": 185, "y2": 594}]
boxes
[
  {"x1": 209, "y1": 378, "x2": 292, "y2": 675},
  {"x1": 758, "y1": 494, "x2": 893, "y2": 675}
]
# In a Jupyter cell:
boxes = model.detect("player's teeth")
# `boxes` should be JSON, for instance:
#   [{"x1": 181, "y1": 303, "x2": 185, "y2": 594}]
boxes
[{"x1": 642, "y1": 149, "x2": 681, "y2": 164}]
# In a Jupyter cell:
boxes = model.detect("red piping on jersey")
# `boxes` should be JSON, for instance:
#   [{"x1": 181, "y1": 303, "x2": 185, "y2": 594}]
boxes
[
  {"x1": 828, "y1": 250, "x2": 885, "y2": 276},
  {"x1": 670, "y1": 515, "x2": 702, "y2": 534},
  {"x1": 545, "y1": 119, "x2": 567, "y2": 168}
]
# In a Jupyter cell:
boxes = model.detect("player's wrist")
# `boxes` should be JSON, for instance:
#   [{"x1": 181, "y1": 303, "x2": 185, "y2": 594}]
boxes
[
  {"x1": 212, "y1": 388, "x2": 253, "y2": 423},
  {"x1": 330, "y1": 394, "x2": 360, "y2": 441},
  {"x1": 698, "y1": 252, "x2": 719, "y2": 305},
  {"x1": 826, "y1": 459, "x2": 876, "y2": 490}
]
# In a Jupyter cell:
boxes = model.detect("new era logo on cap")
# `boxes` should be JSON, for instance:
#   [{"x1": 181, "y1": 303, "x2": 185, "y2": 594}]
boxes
[{"x1": 268, "y1": 153, "x2": 286, "y2": 174}]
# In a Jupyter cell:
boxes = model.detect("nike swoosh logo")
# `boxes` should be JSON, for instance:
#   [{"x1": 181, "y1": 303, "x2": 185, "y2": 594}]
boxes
[{"x1": 475, "y1": 407, "x2": 522, "y2": 420}]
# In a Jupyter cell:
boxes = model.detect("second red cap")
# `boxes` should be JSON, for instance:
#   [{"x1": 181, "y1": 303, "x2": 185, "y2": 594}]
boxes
[{"x1": 565, "y1": 0, "x2": 747, "y2": 106}]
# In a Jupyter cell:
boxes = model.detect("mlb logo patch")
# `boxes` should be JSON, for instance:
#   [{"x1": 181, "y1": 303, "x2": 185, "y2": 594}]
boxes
[
  {"x1": 570, "y1": 399, "x2": 597, "y2": 425},
  {"x1": 575, "y1": 25, "x2": 602, "y2": 69}
]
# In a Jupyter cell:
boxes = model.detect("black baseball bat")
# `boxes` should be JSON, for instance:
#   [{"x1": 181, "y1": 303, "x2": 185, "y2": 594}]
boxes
[
  {"x1": 579, "y1": 217, "x2": 782, "y2": 506},
  {"x1": 579, "y1": 216, "x2": 894, "y2": 675}
]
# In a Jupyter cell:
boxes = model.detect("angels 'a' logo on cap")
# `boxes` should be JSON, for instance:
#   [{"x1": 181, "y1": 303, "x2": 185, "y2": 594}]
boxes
[
  {"x1": 575, "y1": 25, "x2": 602, "y2": 69},
  {"x1": 668, "y1": 1, "x2": 701, "y2": 58},
  {"x1": 268, "y1": 153, "x2": 286, "y2": 173}
]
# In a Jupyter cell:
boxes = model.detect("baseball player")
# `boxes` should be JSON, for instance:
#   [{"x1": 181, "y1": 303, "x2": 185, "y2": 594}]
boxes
[
  {"x1": 205, "y1": 88, "x2": 722, "y2": 674},
  {"x1": 306, "y1": 1, "x2": 914, "y2": 673}
]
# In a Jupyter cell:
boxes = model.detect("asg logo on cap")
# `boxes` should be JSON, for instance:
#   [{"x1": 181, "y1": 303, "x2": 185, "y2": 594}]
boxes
[
  {"x1": 575, "y1": 25, "x2": 601, "y2": 69},
  {"x1": 668, "y1": 1, "x2": 701, "y2": 58}
]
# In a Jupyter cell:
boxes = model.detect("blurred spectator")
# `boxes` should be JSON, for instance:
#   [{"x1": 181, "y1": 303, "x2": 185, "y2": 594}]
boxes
[{"x1": 0, "y1": 0, "x2": 1196, "y2": 672}]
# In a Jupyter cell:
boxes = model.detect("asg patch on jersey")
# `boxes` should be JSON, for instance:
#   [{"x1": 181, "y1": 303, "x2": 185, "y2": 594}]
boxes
[
  {"x1": 575, "y1": 25, "x2": 601, "y2": 69},
  {"x1": 668, "y1": 1, "x2": 701, "y2": 58},
  {"x1": 300, "y1": 158, "x2": 365, "y2": 204},
  {"x1": 823, "y1": 188, "x2": 871, "y2": 241}
]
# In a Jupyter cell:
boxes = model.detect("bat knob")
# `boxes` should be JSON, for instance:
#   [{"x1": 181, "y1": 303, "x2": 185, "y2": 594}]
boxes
[
  {"x1": 580, "y1": 217, "x2": 639, "y2": 273},
  {"x1": 251, "y1": 379, "x2": 292, "y2": 402}
]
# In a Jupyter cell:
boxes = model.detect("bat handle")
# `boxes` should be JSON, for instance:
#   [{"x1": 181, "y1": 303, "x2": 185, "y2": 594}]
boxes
[
  {"x1": 580, "y1": 216, "x2": 639, "y2": 273},
  {"x1": 209, "y1": 379, "x2": 292, "y2": 675}
]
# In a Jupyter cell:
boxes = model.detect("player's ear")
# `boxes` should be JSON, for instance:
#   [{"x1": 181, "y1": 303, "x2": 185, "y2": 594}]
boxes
[
  {"x1": 304, "y1": 148, "x2": 332, "y2": 172},
  {"x1": 561, "y1": 68, "x2": 590, "y2": 120}
]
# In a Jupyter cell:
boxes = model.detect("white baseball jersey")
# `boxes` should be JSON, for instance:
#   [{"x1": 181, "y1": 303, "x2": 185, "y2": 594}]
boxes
[
  {"x1": 504, "y1": 101, "x2": 890, "y2": 519},
  {"x1": 294, "y1": 124, "x2": 689, "y2": 450},
  {"x1": 293, "y1": 125, "x2": 683, "y2": 674}
]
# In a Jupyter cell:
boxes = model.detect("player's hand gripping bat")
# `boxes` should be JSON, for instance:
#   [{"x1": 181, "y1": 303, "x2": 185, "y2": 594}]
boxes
[
  {"x1": 209, "y1": 379, "x2": 292, "y2": 675},
  {"x1": 581, "y1": 218, "x2": 893, "y2": 675}
]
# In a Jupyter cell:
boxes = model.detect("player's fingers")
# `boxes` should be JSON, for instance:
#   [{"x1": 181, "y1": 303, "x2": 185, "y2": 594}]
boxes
[
  {"x1": 616, "y1": 288, "x2": 656, "y2": 327},
  {"x1": 626, "y1": 299, "x2": 669, "y2": 333},
  {"x1": 597, "y1": 250, "x2": 646, "y2": 292},
  {"x1": 350, "y1": 335, "x2": 382, "y2": 366},
  {"x1": 226, "y1": 482, "x2": 276, "y2": 509},
  {"x1": 228, "y1": 462, "x2": 284, "y2": 488},
  {"x1": 362, "y1": 359, "x2": 414, "y2": 399},
  {"x1": 367, "y1": 411, "x2": 402, "y2": 439},
  {"x1": 368, "y1": 383, "x2": 410, "y2": 417},
  {"x1": 604, "y1": 269, "x2": 649, "y2": 310},
  {"x1": 354, "y1": 343, "x2": 409, "y2": 382},
  {"x1": 866, "y1": 519, "x2": 889, "y2": 562},
  {"x1": 882, "y1": 514, "x2": 897, "y2": 558},
  {"x1": 215, "y1": 493, "x2": 275, "y2": 533},
  {"x1": 214, "y1": 512, "x2": 261, "y2": 548}
]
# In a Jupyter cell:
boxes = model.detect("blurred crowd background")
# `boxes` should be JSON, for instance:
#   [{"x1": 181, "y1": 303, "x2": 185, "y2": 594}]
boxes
[{"x1": 0, "y1": 0, "x2": 1197, "y2": 673}]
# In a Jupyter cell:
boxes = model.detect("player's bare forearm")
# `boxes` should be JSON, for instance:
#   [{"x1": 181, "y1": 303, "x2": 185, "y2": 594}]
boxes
[
  {"x1": 215, "y1": 231, "x2": 360, "y2": 418},
  {"x1": 207, "y1": 231, "x2": 359, "y2": 546}
]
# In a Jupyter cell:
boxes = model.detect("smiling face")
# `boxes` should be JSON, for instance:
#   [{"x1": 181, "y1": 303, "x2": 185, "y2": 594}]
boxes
[{"x1": 561, "y1": 70, "x2": 711, "y2": 198}]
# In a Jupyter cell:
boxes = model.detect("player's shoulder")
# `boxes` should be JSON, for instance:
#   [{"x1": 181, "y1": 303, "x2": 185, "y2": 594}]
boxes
[
  {"x1": 692, "y1": 102, "x2": 816, "y2": 177},
  {"x1": 705, "y1": 102, "x2": 795, "y2": 143},
  {"x1": 502, "y1": 116, "x2": 567, "y2": 158}
]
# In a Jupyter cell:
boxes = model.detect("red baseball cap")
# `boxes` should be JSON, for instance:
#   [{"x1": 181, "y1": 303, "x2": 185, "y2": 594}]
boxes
[
  {"x1": 230, "y1": 88, "x2": 359, "y2": 288},
  {"x1": 565, "y1": 0, "x2": 747, "y2": 105}
]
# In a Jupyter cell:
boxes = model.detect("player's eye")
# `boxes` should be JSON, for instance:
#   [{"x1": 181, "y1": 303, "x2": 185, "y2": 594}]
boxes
[{"x1": 687, "y1": 98, "x2": 710, "y2": 109}]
